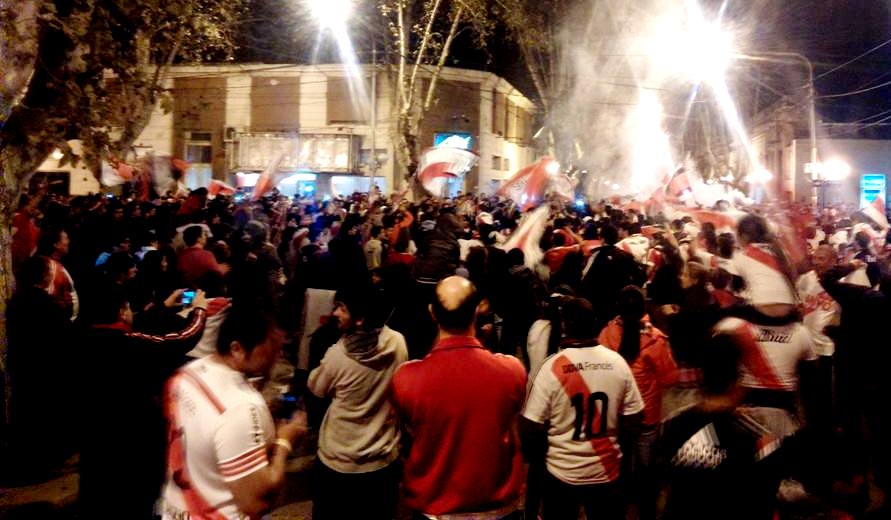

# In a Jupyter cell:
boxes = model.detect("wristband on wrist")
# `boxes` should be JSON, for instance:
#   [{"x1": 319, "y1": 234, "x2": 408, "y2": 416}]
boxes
[{"x1": 274, "y1": 438, "x2": 292, "y2": 454}]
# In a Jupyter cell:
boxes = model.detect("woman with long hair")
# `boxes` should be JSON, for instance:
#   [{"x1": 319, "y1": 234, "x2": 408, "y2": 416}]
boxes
[
  {"x1": 734, "y1": 214, "x2": 799, "y2": 318},
  {"x1": 598, "y1": 285, "x2": 678, "y2": 520}
]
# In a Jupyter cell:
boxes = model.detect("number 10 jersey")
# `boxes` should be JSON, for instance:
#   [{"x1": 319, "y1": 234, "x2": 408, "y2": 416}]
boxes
[{"x1": 523, "y1": 345, "x2": 644, "y2": 485}]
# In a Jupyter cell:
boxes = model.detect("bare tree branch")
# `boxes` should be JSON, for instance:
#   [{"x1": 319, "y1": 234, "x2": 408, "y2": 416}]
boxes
[{"x1": 423, "y1": 6, "x2": 463, "y2": 111}]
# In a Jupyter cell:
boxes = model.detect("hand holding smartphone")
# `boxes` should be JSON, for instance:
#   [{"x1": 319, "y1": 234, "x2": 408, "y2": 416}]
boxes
[{"x1": 180, "y1": 289, "x2": 196, "y2": 306}]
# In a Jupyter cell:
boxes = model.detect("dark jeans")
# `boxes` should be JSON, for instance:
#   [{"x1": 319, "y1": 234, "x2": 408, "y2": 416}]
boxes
[
  {"x1": 541, "y1": 471, "x2": 623, "y2": 520},
  {"x1": 313, "y1": 460, "x2": 400, "y2": 520}
]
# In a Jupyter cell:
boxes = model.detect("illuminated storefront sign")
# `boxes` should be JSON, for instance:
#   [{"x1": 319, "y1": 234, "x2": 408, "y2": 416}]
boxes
[{"x1": 860, "y1": 173, "x2": 886, "y2": 208}]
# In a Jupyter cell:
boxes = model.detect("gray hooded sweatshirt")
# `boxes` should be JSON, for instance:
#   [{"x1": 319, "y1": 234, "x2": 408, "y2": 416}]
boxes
[{"x1": 308, "y1": 325, "x2": 408, "y2": 473}]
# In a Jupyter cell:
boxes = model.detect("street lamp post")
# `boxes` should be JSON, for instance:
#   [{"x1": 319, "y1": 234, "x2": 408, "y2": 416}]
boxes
[{"x1": 369, "y1": 45, "x2": 377, "y2": 195}]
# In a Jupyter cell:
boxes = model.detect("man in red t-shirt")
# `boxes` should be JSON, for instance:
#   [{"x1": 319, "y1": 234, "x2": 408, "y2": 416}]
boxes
[
  {"x1": 177, "y1": 224, "x2": 225, "y2": 287},
  {"x1": 12, "y1": 195, "x2": 41, "y2": 271},
  {"x1": 391, "y1": 276, "x2": 527, "y2": 517}
]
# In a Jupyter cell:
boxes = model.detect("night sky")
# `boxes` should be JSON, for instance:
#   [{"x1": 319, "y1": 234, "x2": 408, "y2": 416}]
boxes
[{"x1": 236, "y1": 0, "x2": 891, "y2": 135}]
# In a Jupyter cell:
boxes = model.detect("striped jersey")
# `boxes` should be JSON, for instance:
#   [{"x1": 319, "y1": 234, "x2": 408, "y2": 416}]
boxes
[
  {"x1": 796, "y1": 271, "x2": 840, "y2": 356},
  {"x1": 714, "y1": 317, "x2": 816, "y2": 392},
  {"x1": 161, "y1": 357, "x2": 274, "y2": 520},
  {"x1": 733, "y1": 244, "x2": 796, "y2": 305},
  {"x1": 523, "y1": 346, "x2": 644, "y2": 485}
]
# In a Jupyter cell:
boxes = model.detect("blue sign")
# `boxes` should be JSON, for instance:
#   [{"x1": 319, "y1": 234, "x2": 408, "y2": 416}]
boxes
[
  {"x1": 860, "y1": 174, "x2": 886, "y2": 209},
  {"x1": 434, "y1": 132, "x2": 473, "y2": 150}
]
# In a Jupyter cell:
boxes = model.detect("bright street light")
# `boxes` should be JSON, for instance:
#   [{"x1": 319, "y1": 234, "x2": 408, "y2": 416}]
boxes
[
  {"x1": 822, "y1": 158, "x2": 851, "y2": 181},
  {"x1": 746, "y1": 168, "x2": 773, "y2": 184},
  {"x1": 307, "y1": 0, "x2": 352, "y2": 30},
  {"x1": 675, "y1": 21, "x2": 733, "y2": 83},
  {"x1": 652, "y1": 1, "x2": 735, "y2": 84}
]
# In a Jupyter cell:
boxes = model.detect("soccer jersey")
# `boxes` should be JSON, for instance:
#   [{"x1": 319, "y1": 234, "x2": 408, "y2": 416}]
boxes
[
  {"x1": 617, "y1": 234, "x2": 650, "y2": 264},
  {"x1": 523, "y1": 346, "x2": 644, "y2": 485},
  {"x1": 733, "y1": 244, "x2": 796, "y2": 305},
  {"x1": 796, "y1": 271, "x2": 840, "y2": 356},
  {"x1": 714, "y1": 317, "x2": 816, "y2": 392},
  {"x1": 161, "y1": 357, "x2": 275, "y2": 520},
  {"x1": 598, "y1": 317, "x2": 678, "y2": 426}
]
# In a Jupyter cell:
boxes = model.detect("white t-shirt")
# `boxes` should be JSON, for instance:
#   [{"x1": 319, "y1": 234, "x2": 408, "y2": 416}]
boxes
[
  {"x1": 161, "y1": 357, "x2": 275, "y2": 520},
  {"x1": 796, "y1": 271, "x2": 840, "y2": 356},
  {"x1": 714, "y1": 317, "x2": 816, "y2": 392},
  {"x1": 617, "y1": 234, "x2": 650, "y2": 264},
  {"x1": 523, "y1": 346, "x2": 644, "y2": 485},
  {"x1": 526, "y1": 320, "x2": 553, "y2": 391},
  {"x1": 733, "y1": 244, "x2": 796, "y2": 305}
]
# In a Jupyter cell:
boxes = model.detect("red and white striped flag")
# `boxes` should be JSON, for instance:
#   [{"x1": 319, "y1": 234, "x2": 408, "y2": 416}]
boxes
[
  {"x1": 416, "y1": 147, "x2": 478, "y2": 196},
  {"x1": 498, "y1": 157, "x2": 555, "y2": 210},
  {"x1": 100, "y1": 158, "x2": 134, "y2": 187},
  {"x1": 499, "y1": 205, "x2": 550, "y2": 268},
  {"x1": 550, "y1": 173, "x2": 576, "y2": 201},
  {"x1": 666, "y1": 168, "x2": 692, "y2": 199},
  {"x1": 863, "y1": 196, "x2": 889, "y2": 230},
  {"x1": 252, "y1": 151, "x2": 287, "y2": 200},
  {"x1": 689, "y1": 209, "x2": 745, "y2": 233},
  {"x1": 208, "y1": 179, "x2": 237, "y2": 198}
]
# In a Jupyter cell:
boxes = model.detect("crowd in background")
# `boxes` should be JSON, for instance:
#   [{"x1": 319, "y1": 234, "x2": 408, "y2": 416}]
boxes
[{"x1": 4, "y1": 180, "x2": 891, "y2": 519}]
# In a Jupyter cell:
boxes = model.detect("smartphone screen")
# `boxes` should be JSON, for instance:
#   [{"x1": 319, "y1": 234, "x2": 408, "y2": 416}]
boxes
[{"x1": 181, "y1": 290, "x2": 196, "y2": 306}]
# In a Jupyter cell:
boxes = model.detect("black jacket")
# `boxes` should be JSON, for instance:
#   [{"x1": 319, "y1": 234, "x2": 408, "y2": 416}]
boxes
[{"x1": 78, "y1": 309, "x2": 206, "y2": 518}]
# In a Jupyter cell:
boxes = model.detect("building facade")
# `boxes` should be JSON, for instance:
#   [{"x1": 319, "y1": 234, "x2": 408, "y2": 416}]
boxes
[
  {"x1": 749, "y1": 100, "x2": 891, "y2": 209},
  {"x1": 41, "y1": 64, "x2": 537, "y2": 197}
]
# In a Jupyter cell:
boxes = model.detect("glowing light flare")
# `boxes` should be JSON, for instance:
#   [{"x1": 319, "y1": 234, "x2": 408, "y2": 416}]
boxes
[
  {"x1": 307, "y1": 0, "x2": 352, "y2": 30},
  {"x1": 682, "y1": 0, "x2": 734, "y2": 83},
  {"x1": 822, "y1": 158, "x2": 851, "y2": 181},
  {"x1": 685, "y1": 0, "x2": 758, "y2": 170},
  {"x1": 646, "y1": 1, "x2": 734, "y2": 85},
  {"x1": 629, "y1": 91, "x2": 674, "y2": 194},
  {"x1": 746, "y1": 168, "x2": 773, "y2": 184},
  {"x1": 545, "y1": 160, "x2": 561, "y2": 176},
  {"x1": 306, "y1": 0, "x2": 368, "y2": 119}
]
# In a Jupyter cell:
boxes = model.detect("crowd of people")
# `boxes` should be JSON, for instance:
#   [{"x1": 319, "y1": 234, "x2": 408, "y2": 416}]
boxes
[{"x1": 4, "y1": 180, "x2": 891, "y2": 520}]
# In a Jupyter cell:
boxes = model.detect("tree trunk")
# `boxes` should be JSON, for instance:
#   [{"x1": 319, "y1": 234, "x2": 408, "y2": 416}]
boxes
[{"x1": 0, "y1": 196, "x2": 15, "y2": 429}]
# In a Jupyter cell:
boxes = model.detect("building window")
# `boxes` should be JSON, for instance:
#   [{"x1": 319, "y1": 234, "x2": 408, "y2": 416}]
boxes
[
  {"x1": 492, "y1": 155, "x2": 502, "y2": 171},
  {"x1": 327, "y1": 77, "x2": 369, "y2": 123},
  {"x1": 503, "y1": 158, "x2": 510, "y2": 172},
  {"x1": 186, "y1": 143, "x2": 212, "y2": 164},
  {"x1": 251, "y1": 76, "x2": 300, "y2": 131},
  {"x1": 493, "y1": 92, "x2": 506, "y2": 136}
]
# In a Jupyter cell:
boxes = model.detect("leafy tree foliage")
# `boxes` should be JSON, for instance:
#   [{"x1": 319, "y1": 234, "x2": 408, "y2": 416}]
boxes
[{"x1": 0, "y1": 0, "x2": 245, "y2": 422}]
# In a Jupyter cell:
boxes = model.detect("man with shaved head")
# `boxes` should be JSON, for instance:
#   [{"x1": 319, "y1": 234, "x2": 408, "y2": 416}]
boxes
[{"x1": 391, "y1": 276, "x2": 527, "y2": 518}]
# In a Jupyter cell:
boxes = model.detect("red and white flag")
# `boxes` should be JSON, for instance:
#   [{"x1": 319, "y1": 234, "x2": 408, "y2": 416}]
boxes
[
  {"x1": 208, "y1": 179, "x2": 237, "y2": 198},
  {"x1": 644, "y1": 185, "x2": 666, "y2": 216},
  {"x1": 499, "y1": 205, "x2": 550, "y2": 268},
  {"x1": 689, "y1": 209, "x2": 745, "y2": 233},
  {"x1": 550, "y1": 173, "x2": 576, "y2": 202},
  {"x1": 498, "y1": 157, "x2": 555, "y2": 210},
  {"x1": 416, "y1": 147, "x2": 478, "y2": 196},
  {"x1": 666, "y1": 168, "x2": 692, "y2": 199},
  {"x1": 863, "y1": 196, "x2": 889, "y2": 230},
  {"x1": 100, "y1": 159, "x2": 134, "y2": 187},
  {"x1": 252, "y1": 151, "x2": 287, "y2": 200}
]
